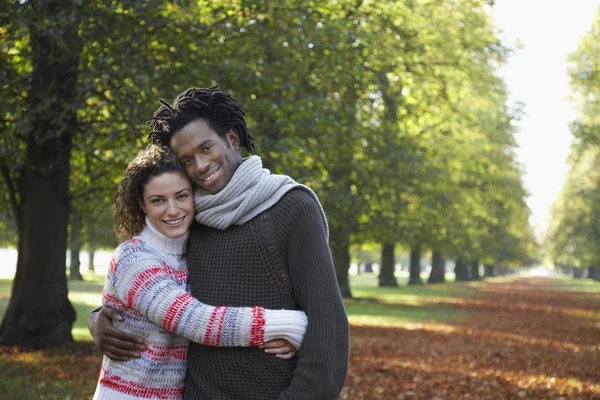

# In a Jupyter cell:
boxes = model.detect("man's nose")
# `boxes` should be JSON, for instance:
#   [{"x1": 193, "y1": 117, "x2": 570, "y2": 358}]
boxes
[{"x1": 194, "y1": 154, "x2": 210, "y2": 173}]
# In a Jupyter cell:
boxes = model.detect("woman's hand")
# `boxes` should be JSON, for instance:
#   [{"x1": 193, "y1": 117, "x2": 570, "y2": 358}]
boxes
[{"x1": 259, "y1": 339, "x2": 298, "y2": 360}]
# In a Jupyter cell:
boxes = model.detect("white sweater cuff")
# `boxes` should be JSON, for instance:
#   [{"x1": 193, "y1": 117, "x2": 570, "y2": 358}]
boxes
[{"x1": 263, "y1": 309, "x2": 308, "y2": 350}]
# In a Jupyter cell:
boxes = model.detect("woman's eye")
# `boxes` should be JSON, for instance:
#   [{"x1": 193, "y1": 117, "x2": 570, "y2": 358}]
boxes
[
  {"x1": 178, "y1": 194, "x2": 189, "y2": 200},
  {"x1": 152, "y1": 199, "x2": 163, "y2": 204}
]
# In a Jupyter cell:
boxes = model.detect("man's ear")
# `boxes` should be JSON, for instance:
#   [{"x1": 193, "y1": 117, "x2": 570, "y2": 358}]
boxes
[{"x1": 227, "y1": 128, "x2": 240, "y2": 150}]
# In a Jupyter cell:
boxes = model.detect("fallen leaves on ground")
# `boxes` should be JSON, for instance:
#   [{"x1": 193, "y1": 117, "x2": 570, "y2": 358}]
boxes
[
  {"x1": 341, "y1": 277, "x2": 600, "y2": 399},
  {"x1": 0, "y1": 277, "x2": 598, "y2": 399},
  {"x1": 0, "y1": 342, "x2": 100, "y2": 399}
]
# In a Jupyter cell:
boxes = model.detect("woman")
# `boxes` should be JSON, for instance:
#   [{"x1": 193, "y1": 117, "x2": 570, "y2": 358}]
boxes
[{"x1": 93, "y1": 145, "x2": 307, "y2": 399}]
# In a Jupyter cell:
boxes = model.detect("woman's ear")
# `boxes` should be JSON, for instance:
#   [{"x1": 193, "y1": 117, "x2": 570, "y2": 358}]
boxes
[{"x1": 139, "y1": 199, "x2": 147, "y2": 214}]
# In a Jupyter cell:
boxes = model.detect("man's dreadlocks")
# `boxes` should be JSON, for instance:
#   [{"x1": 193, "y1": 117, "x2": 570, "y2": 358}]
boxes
[{"x1": 147, "y1": 85, "x2": 255, "y2": 153}]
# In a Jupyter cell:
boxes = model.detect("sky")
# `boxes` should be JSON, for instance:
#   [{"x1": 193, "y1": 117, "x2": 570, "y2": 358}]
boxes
[{"x1": 489, "y1": 0, "x2": 600, "y2": 238}]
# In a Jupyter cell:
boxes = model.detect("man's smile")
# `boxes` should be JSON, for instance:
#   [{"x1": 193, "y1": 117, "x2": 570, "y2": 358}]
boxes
[{"x1": 201, "y1": 166, "x2": 220, "y2": 182}]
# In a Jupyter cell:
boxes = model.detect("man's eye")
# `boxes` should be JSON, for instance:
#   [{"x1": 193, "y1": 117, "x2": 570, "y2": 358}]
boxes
[{"x1": 203, "y1": 145, "x2": 213, "y2": 152}]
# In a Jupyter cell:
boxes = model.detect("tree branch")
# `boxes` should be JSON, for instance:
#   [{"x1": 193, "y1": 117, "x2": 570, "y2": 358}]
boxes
[{"x1": 71, "y1": 184, "x2": 114, "y2": 200}]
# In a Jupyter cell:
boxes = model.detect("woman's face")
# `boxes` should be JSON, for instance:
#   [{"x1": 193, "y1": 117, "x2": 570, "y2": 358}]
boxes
[{"x1": 139, "y1": 172, "x2": 194, "y2": 238}]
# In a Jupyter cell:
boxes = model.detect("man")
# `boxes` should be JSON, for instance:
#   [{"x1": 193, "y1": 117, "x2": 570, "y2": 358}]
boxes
[{"x1": 89, "y1": 86, "x2": 349, "y2": 399}]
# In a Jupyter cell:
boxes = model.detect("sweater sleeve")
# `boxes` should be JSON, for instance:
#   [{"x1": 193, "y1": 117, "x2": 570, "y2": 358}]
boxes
[
  {"x1": 110, "y1": 243, "x2": 307, "y2": 348},
  {"x1": 275, "y1": 190, "x2": 350, "y2": 400}
]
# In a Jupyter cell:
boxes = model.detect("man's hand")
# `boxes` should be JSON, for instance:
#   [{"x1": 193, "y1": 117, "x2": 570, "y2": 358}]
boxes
[
  {"x1": 88, "y1": 307, "x2": 146, "y2": 361},
  {"x1": 259, "y1": 339, "x2": 298, "y2": 360}
]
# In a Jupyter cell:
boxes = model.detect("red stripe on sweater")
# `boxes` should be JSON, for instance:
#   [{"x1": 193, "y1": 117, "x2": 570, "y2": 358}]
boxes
[
  {"x1": 250, "y1": 306, "x2": 266, "y2": 346},
  {"x1": 162, "y1": 293, "x2": 195, "y2": 332},
  {"x1": 102, "y1": 293, "x2": 143, "y2": 317},
  {"x1": 126, "y1": 267, "x2": 166, "y2": 308},
  {"x1": 162, "y1": 261, "x2": 188, "y2": 283},
  {"x1": 109, "y1": 257, "x2": 117, "y2": 272},
  {"x1": 99, "y1": 368, "x2": 183, "y2": 398},
  {"x1": 203, "y1": 306, "x2": 228, "y2": 346},
  {"x1": 145, "y1": 344, "x2": 188, "y2": 361}
]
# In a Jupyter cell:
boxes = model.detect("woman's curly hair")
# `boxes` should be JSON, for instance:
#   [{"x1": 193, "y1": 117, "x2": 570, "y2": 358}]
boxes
[{"x1": 113, "y1": 144, "x2": 187, "y2": 242}]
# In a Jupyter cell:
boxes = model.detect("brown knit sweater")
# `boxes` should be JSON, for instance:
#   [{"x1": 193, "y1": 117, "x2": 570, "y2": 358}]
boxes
[{"x1": 183, "y1": 188, "x2": 349, "y2": 400}]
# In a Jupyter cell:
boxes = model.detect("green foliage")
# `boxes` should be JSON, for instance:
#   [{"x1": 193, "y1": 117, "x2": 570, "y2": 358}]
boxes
[
  {"x1": 546, "y1": 147, "x2": 600, "y2": 268},
  {"x1": 568, "y1": 9, "x2": 600, "y2": 147},
  {"x1": 547, "y1": 6, "x2": 600, "y2": 270},
  {"x1": 0, "y1": 0, "x2": 536, "y2": 288},
  {"x1": 0, "y1": 209, "x2": 17, "y2": 248}
]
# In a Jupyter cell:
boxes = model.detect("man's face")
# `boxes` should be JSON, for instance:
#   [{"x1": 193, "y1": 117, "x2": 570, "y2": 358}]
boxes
[{"x1": 170, "y1": 118, "x2": 242, "y2": 194}]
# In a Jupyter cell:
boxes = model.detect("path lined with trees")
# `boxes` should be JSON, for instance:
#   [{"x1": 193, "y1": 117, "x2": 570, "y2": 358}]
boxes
[{"x1": 0, "y1": 0, "x2": 575, "y2": 348}]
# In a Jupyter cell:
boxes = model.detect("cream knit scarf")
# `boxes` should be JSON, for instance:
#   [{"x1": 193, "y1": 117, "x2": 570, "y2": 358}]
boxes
[{"x1": 194, "y1": 156, "x2": 328, "y2": 239}]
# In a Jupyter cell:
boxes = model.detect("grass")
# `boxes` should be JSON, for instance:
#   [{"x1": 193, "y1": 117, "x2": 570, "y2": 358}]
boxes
[
  {"x1": 67, "y1": 276, "x2": 104, "y2": 341},
  {"x1": 536, "y1": 274, "x2": 600, "y2": 293},
  {"x1": 1, "y1": 271, "x2": 598, "y2": 340},
  {"x1": 0, "y1": 271, "x2": 479, "y2": 342},
  {"x1": 0, "y1": 272, "x2": 104, "y2": 342},
  {"x1": 344, "y1": 274, "x2": 479, "y2": 327},
  {"x1": 0, "y1": 279, "x2": 11, "y2": 322}
]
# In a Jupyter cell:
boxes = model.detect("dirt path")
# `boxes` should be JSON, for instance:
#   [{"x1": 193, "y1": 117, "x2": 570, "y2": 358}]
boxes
[{"x1": 341, "y1": 277, "x2": 600, "y2": 399}]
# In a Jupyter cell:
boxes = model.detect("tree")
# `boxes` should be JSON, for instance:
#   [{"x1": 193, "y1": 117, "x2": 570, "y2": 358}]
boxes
[
  {"x1": 428, "y1": 250, "x2": 445, "y2": 283},
  {"x1": 379, "y1": 242, "x2": 398, "y2": 287},
  {"x1": 547, "y1": 8, "x2": 600, "y2": 275},
  {"x1": 0, "y1": 1, "x2": 80, "y2": 346},
  {"x1": 0, "y1": 0, "x2": 198, "y2": 347}
]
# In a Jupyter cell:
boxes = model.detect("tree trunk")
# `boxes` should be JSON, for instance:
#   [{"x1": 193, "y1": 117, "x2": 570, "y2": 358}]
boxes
[
  {"x1": 455, "y1": 258, "x2": 468, "y2": 281},
  {"x1": 408, "y1": 244, "x2": 423, "y2": 285},
  {"x1": 588, "y1": 266, "x2": 600, "y2": 281},
  {"x1": 0, "y1": 4, "x2": 79, "y2": 347},
  {"x1": 69, "y1": 212, "x2": 83, "y2": 280},
  {"x1": 331, "y1": 235, "x2": 352, "y2": 298},
  {"x1": 427, "y1": 250, "x2": 445, "y2": 284},
  {"x1": 471, "y1": 260, "x2": 481, "y2": 280},
  {"x1": 484, "y1": 264, "x2": 495, "y2": 277},
  {"x1": 0, "y1": 156, "x2": 76, "y2": 347},
  {"x1": 378, "y1": 242, "x2": 398, "y2": 287},
  {"x1": 572, "y1": 267, "x2": 585, "y2": 279},
  {"x1": 87, "y1": 224, "x2": 96, "y2": 273},
  {"x1": 88, "y1": 249, "x2": 96, "y2": 273}
]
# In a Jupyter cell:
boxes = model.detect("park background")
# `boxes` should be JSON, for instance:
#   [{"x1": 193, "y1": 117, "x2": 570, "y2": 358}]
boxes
[{"x1": 1, "y1": 0, "x2": 599, "y2": 399}]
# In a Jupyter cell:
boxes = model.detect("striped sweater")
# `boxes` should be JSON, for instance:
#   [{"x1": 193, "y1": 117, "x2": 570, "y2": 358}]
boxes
[{"x1": 93, "y1": 220, "x2": 307, "y2": 400}]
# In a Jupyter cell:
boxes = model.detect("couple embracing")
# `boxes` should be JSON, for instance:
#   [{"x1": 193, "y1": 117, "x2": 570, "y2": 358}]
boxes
[{"x1": 89, "y1": 86, "x2": 349, "y2": 400}]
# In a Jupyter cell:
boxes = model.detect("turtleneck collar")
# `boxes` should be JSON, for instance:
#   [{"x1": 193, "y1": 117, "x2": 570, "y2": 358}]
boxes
[{"x1": 139, "y1": 216, "x2": 189, "y2": 255}]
